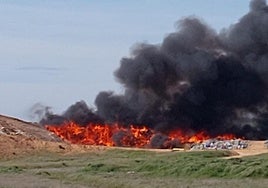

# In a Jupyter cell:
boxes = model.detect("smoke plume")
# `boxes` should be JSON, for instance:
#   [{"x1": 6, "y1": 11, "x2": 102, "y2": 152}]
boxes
[{"x1": 41, "y1": 0, "x2": 268, "y2": 139}]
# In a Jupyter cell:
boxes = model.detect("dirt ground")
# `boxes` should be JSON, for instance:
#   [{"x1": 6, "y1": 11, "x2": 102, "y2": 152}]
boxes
[
  {"x1": 230, "y1": 140, "x2": 268, "y2": 158},
  {"x1": 0, "y1": 115, "x2": 111, "y2": 159}
]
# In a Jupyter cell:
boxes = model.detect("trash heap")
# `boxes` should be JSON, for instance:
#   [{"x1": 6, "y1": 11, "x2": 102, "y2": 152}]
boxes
[
  {"x1": 190, "y1": 139, "x2": 248, "y2": 150},
  {"x1": 0, "y1": 125, "x2": 25, "y2": 136},
  {"x1": 265, "y1": 140, "x2": 268, "y2": 149}
]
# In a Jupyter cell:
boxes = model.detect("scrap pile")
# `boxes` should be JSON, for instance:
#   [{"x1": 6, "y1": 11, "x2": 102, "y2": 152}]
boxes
[
  {"x1": 190, "y1": 139, "x2": 248, "y2": 150},
  {"x1": 0, "y1": 125, "x2": 25, "y2": 136},
  {"x1": 265, "y1": 140, "x2": 268, "y2": 149}
]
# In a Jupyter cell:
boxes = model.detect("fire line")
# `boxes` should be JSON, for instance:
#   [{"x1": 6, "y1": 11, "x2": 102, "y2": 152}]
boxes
[{"x1": 46, "y1": 121, "x2": 237, "y2": 148}]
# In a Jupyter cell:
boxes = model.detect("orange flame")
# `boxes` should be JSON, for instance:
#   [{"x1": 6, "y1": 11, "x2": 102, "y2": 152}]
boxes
[{"x1": 46, "y1": 122, "x2": 238, "y2": 148}]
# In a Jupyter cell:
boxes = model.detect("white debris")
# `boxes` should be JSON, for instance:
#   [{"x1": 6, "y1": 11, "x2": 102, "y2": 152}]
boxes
[
  {"x1": 0, "y1": 126, "x2": 5, "y2": 134},
  {"x1": 264, "y1": 140, "x2": 268, "y2": 148},
  {"x1": 127, "y1": 171, "x2": 135, "y2": 174},
  {"x1": 190, "y1": 139, "x2": 248, "y2": 151},
  {"x1": 0, "y1": 125, "x2": 25, "y2": 136}
]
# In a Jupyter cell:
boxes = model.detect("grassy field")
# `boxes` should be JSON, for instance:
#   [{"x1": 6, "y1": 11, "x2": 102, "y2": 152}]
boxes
[{"x1": 0, "y1": 148, "x2": 268, "y2": 188}]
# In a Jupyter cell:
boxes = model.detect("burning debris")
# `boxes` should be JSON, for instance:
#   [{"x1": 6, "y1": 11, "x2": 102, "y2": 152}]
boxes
[
  {"x1": 40, "y1": 0, "x2": 268, "y2": 148},
  {"x1": 46, "y1": 121, "x2": 238, "y2": 149}
]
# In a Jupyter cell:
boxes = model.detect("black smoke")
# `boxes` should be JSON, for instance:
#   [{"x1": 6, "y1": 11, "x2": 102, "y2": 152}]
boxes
[
  {"x1": 41, "y1": 0, "x2": 268, "y2": 140},
  {"x1": 40, "y1": 101, "x2": 103, "y2": 126}
]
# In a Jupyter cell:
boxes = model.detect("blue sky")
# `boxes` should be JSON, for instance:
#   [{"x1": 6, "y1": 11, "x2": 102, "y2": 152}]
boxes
[{"x1": 0, "y1": 0, "x2": 251, "y2": 121}]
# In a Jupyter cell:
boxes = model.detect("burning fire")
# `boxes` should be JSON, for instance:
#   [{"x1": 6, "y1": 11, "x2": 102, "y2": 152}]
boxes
[{"x1": 46, "y1": 122, "x2": 238, "y2": 148}]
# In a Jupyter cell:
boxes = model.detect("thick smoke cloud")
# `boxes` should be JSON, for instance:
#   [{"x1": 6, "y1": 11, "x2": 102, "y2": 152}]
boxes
[
  {"x1": 41, "y1": 0, "x2": 268, "y2": 139},
  {"x1": 250, "y1": 0, "x2": 267, "y2": 11},
  {"x1": 40, "y1": 101, "x2": 103, "y2": 126}
]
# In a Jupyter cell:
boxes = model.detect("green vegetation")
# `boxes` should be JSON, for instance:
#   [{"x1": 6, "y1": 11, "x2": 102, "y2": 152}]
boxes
[
  {"x1": 0, "y1": 166, "x2": 23, "y2": 173},
  {"x1": 1, "y1": 149, "x2": 268, "y2": 188},
  {"x1": 131, "y1": 151, "x2": 268, "y2": 178}
]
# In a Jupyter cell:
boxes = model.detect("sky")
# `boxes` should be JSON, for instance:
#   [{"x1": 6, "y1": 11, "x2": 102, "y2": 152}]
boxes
[{"x1": 0, "y1": 0, "x2": 251, "y2": 121}]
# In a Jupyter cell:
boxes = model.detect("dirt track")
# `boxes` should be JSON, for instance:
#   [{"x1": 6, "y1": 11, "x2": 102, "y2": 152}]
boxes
[{"x1": 229, "y1": 140, "x2": 268, "y2": 158}]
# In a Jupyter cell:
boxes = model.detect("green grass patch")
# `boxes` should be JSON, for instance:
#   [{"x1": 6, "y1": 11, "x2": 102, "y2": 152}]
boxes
[
  {"x1": 131, "y1": 151, "x2": 268, "y2": 178},
  {"x1": 0, "y1": 166, "x2": 23, "y2": 173},
  {"x1": 82, "y1": 163, "x2": 127, "y2": 173},
  {"x1": 1, "y1": 148, "x2": 268, "y2": 188}
]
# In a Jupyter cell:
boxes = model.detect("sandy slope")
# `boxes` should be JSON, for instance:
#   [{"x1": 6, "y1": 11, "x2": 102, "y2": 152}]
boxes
[{"x1": 0, "y1": 114, "x2": 60, "y2": 141}]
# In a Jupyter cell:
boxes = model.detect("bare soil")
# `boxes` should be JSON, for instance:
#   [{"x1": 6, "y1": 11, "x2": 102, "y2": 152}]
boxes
[
  {"x1": 0, "y1": 115, "x2": 109, "y2": 159},
  {"x1": 230, "y1": 140, "x2": 268, "y2": 158}
]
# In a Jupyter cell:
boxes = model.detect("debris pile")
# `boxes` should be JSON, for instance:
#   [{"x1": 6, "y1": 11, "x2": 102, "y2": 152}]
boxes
[
  {"x1": 0, "y1": 115, "x2": 62, "y2": 142},
  {"x1": 190, "y1": 139, "x2": 248, "y2": 150},
  {"x1": 265, "y1": 140, "x2": 268, "y2": 149},
  {"x1": 0, "y1": 125, "x2": 25, "y2": 136}
]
